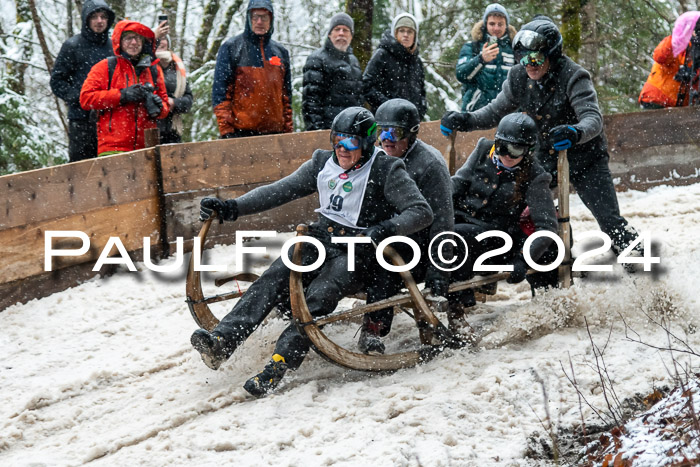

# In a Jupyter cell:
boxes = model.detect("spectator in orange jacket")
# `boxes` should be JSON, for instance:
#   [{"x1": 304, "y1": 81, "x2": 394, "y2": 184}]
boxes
[
  {"x1": 80, "y1": 20, "x2": 169, "y2": 155},
  {"x1": 639, "y1": 11, "x2": 700, "y2": 109},
  {"x1": 211, "y1": 0, "x2": 293, "y2": 138}
]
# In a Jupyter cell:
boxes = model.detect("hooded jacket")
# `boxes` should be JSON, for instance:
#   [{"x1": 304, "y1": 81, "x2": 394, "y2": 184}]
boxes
[
  {"x1": 80, "y1": 21, "x2": 170, "y2": 154},
  {"x1": 362, "y1": 23, "x2": 426, "y2": 118},
  {"x1": 638, "y1": 35, "x2": 698, "y2": 107},
  {"x1": 456, "y1": 20, "x2": 517, "y2": 111},
  {"x1": 302, "y1": 38, "x2": 363, "y2": 130},
  {"x1": 211, "y1": 0, "x2": 293, "y2": 136},
  {"x1": 50, "y1": 0, "x2": 115, "y2": 121}
]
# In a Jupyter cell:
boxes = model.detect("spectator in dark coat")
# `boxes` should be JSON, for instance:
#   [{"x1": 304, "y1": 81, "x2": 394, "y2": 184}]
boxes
[
  {"x1": 155, "y1": 36, "x2": 193, "y2": 144},
  {"x1": 362, "y1": 13, "x2": 426, "y2": 119},
  {"x1": 302, "y1": 13, "x2": 363, "y2": 130},
  {"x1": 456, "y1": 3, "x2": 517, "y2": 111},
  {"x1": 50, "y1": 0, "x2": 115, "y2": 162},
  {"x1": 212, "y1": 0, "x2": 293, "y2": 138}
]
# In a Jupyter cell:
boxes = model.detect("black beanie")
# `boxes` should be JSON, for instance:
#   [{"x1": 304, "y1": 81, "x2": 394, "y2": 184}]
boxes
[{"x1": 328, "y1": 13, "x2": 354, "y2": 35}]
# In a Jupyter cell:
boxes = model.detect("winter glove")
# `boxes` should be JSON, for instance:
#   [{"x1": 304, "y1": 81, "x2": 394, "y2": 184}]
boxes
[
  {"x1": 674, "y1": 65, "x2": 693, "y2": 83},
  {"x1": 425, "y1": 276, "x2": 449, "y2": 298},
  {"x1": 120, "y1": 84, "x2": 147, "y2": 104},
  {"x1": 199, "y1": 197, "x2": 238, "y2": 223},
  {"x1": 440, "y1": 111, "x2": 473, "y2": 136},
  {"x1": 221, "y1": 132, "x2": 237, "y2": 139},
  {"x1": 548, "y1": 125, "x2": 579, "y2": 151},
  {"x1": 361, "y1": 221, "x2": 397, "y2": 247},
  {"x1": 506, "y1": 255, "x2": 529, "y2": 284},
  {"x1": 145, "y1": 93, "x2": 163, "y2": 118}
]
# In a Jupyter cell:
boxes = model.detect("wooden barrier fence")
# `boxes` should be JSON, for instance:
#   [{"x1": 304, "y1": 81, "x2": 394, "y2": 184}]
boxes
[{"x1": 1, "y1": 106, "x2": 699, "y2": 310}]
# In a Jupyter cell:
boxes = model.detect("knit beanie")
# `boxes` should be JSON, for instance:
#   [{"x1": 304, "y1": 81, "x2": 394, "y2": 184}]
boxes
[
  {"x1": 393, "y1": 15, "x2": 417, "y2": 33},
  {"x1": 483, "y1": 3, "x2": 509, "y2": 26},
  {"x1": 328, "y1": 12, "x2": 354, "y2": 35}
]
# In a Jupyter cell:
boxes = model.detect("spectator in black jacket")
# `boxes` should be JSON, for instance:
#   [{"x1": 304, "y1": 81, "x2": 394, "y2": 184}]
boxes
[
  {"x1": 302, "y1": 13, "x2": 363, "y2": 130},
  {"x1": 155, "y1": 36, "x2": 193, "y2": 144},
  {"x1": 50, "y1": 0, "x2": 115, "y2": 162},
  {"x1": 362, "y1": 13, "x2": 427, "y2": 119}
]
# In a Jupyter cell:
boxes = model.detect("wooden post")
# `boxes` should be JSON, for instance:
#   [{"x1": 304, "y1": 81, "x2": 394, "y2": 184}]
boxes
[
  {"x1": 557, "y1": 150, "x2": 572, "y2": 288},
  {"x1": 144, "y1": 128, "x2": 160, "y2": 148},
  {"x1": 445, "y1": 132, "x2": 457, "y2": 175}
]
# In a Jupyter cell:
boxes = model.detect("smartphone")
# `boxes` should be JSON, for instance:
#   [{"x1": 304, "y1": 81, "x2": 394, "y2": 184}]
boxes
[
  {"x1": 488, "y1": 36, "x2": 498, "y2": 46},
  {"x1": 158, "y1": 14, "x2": 168, "y2": 23}
]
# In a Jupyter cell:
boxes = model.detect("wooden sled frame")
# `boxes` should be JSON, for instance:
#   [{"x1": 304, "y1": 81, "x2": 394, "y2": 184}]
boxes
[{"x1": 185, "y1": 149, "x2": 572, "y2": 371}]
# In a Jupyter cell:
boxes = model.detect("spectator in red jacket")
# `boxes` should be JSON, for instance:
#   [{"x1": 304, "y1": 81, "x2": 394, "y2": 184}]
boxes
[{"x1": 80, "y1": 20, "x2": 169, "y2": 155}]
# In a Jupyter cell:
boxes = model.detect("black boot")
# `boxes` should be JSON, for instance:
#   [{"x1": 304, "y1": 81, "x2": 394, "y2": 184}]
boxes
[
  {"x1": 190, "y1": 328, "x2": 236, "y2": 370},
  {"x1": 243, "y1": 355, "x2": 289, "y2": 397},
  {"x1": 357, "y1": 321, "x2": 385, "y2": 355}
]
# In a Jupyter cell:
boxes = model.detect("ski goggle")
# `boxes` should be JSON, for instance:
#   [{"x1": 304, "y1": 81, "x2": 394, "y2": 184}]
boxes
[
  {"x1": 495, "y1": 139, "x2": 531, "y2": 158},
  {"x1": 518, "y1": 49, "x2": 546, "y2": 67},
  {"x1": 331, "y1": 132, "x2": 361, "y2": 151},
  {"x1": 378, "y1": 126, "x2": 409, "y2": 142}
]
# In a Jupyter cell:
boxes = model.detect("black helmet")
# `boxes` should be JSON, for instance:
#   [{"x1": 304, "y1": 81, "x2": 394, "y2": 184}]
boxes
[
  {"x1": 375, "y1": 99, "x2": 421, "y2": 132},
  {"x1": 512, "y1": 20, "x2": 563, "y2": 65},
  {"x1": 495, "y1": 113, "x2": 538, "y2": 150},
  {"x1": 331, "y1": 107, "x2": 377, "y2": 156}
]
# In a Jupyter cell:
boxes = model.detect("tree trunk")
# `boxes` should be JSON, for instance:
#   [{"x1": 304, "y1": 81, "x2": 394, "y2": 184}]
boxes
[
  {"x1": 7, "y1": 0, "x2": 32, "y2": 95},
  {"x1": 161, "y1": 0, "x2": 179, "y2": 50},
  {"x1": 190, "y1": 0, "x2": 220, "y2": 71},
  {"x1": 112, "y1": 0, "x2": 126, "y2": 21},
  {"x1": 66, "y1": 0, "x2": 74, "y2": 38},
  {"x1": 179, "y1": 0, "x2": 189, "y2": 57},
  {"x1": 580, "y1": 0, "x2": 598, "y2": 77},
  {"x1": 346, "y1": 0, "x2": 373, "y2": 71},
  {"x1": 205, "y1": 0, "x2": 244, "y2": 64},
  {"x1": 27, "y1": 0, "x2": 69, "y2": 135},
  {"x1": 560, "y1": 0, "x2": 582, "y2": 62}
]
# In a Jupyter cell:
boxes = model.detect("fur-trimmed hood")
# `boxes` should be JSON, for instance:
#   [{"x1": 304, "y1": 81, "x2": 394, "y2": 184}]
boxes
[{"x1": 471, "y1": 20, "x2": 517, "y2": 42}]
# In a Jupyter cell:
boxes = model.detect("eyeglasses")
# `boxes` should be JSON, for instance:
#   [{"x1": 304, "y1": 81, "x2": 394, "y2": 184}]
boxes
[
  {"x1": 122, "y1": 34, "x2": 143, "y2": 44},
  {"x1": 251, "y1": 13, "x2": 270, "y2": 23},
  {"x1": 331, "y1": 132, "x2": 361, "y2": 151},
  {"x1": 378, "y1": 126, "x2": 409, "y2": 142},
  {"x1": 495, "y1": 140, "x2": 531, "y2": 158},
  {"x1": 518, "y1": 49, "x2": 546, "y2": 67}
]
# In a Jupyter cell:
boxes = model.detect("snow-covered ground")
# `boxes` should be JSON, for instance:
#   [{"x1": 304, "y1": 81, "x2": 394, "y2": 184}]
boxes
[{"x1": 1, "y1": 183, "x2": 699, "y2": 466}]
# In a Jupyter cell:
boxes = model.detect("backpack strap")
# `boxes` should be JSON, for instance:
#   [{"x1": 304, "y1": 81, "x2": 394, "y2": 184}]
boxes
[{"x1": 107, "y1": 56, "x2": 117, "y2": 90}]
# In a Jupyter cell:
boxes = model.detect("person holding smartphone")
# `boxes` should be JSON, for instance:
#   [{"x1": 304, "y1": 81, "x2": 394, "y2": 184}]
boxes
[{"x1": 455, "y1": 3, "x2": 517, "y2": 111}]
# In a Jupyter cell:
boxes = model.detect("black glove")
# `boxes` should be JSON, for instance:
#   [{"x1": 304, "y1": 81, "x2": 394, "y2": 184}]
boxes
[
  {"x1": 120, "y1": 84, "x2": 147, "y2": 104},
  {"x1": 199, "y1": 197, "x2": 238, "y2": 223},
  {"x1": 440, "y1": 111, "x2": 472, "y2": 136},
  {"x1": 145, "y1": 93, "x2": 163, "y2": 118},
  {"x1": 425, "y1": 276, "x2": 449, "y2": 298},
  {"x1": 221, "y1": 132, "x2": 237, "y2": 139},
  {"x1": 361, "y1": 221, "x2": 397, "y2": 247},
  {"x1": 548, "y1": 124, "x2": 579, "y2": 151},
  {"x1": 506, "y1": 255, "x2": 529, "y2": 284},
  {"x1": 674, "y1": 65, "x2": 693, "y2": 83}
]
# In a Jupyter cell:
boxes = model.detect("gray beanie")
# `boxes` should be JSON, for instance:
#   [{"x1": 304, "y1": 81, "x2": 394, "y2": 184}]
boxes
[
  {"x1": 328, "y1": 13, "x2": 354, "y2": 35},
  {"x1": 483, "y1": 3, "x2": 509, "y2": 26}
]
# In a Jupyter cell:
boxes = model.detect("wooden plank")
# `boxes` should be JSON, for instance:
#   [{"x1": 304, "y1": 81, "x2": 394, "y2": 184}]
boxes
[
  {"x1": 158, "y1": 131, "x2": 329, "y2": 194},
  {"x1": 164, "y1": 184, "x2": 317, "y2": 253},
  {"x1": 1, "y1": 198, "x2": 160, "y2": 284},
  {"x1": 0, "y1": 149, "x2": 158, "y2": 230}
]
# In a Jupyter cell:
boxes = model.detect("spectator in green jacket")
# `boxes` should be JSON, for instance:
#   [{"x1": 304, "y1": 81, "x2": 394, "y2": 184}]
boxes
[{"x1": 456, "y1": 3, "x2": 517, "y2": 111}]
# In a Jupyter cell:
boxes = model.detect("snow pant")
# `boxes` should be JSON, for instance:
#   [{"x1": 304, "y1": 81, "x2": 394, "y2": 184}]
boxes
[
  {"x1": 362, "y1": 239, "x2": 431, "y2": 337},
  {"x1": 213, "y1": 240, "x2": 367, "y2": 370},
  {"x1": 568, "y1": 156, "x2": 639, "y2": 253},
  {"x1": 68, "y1": 119, "x2": 98, "y2": 162}
]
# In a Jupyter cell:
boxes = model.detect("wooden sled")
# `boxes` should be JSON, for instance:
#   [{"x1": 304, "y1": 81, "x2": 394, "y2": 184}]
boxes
[{"x1": 185, "y1": 214, "x2": 259, "y2": 331}]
